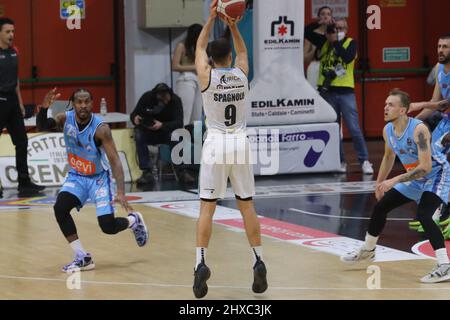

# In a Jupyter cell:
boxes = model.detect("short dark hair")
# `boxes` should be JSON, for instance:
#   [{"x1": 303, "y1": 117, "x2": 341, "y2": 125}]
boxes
[
  {"x1": 0, "y1": 18, "x2": 14, "y2": 32},
  {"x1": 66, "y1": 88, "x2": 93, "y2": 109},
  {"x1": 439, "y1": 34, "x2": 450, "y2": 40},
  {"x1": 389, "y1": 88, "x2": 410, "y2": 111},
  {"x1": 317, "y1": 6, "x2": 333, "y2": 17},
  {"x1": 209, "y1": 38, "x2": 232, "y2": 65},
  {"x1": 152, "y1": 82, "x2": 171, "y2": 95}
]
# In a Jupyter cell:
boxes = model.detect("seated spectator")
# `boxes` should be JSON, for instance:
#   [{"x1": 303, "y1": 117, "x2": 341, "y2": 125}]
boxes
[{"x1": 130, "y1": 83, "x2": 184, "y2": 185}]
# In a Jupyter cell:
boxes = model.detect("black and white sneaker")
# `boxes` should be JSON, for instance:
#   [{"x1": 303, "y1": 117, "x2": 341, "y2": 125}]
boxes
[
  {"x1": 421, "y1": 264, "x2": 450, "y2": 283},
  {"x1": 193, "y1": 261, "x2": 211, "y2": 299},
  {"x1": 252, "y1": 259, "x2": 268, "y2": 294},
  {"x1": 62, "y1": 253, "x2": 95, "y2": 273},
  {"x1": 129, "y1": 212, "x2": 149, "y2": 247}
]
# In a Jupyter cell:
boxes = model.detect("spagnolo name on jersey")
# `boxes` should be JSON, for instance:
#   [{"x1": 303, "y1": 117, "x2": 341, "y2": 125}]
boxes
[{"x1": 213, "y1": 92, "x2": 245, "y2": 103}]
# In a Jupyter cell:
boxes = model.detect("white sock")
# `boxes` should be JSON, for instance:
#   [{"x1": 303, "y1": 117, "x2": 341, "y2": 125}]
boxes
[
  {"x1": 195, "y1": 247, "x2": 207, "y2": 270},
  {"x1": 435, "y1": 248, "x2": 450, "y2": 265},
  {"x1": 364, "y1": 233, "x2": 379, "y2": 251},
  {"x1": 251, "y1": 246, "x2": 263, "y2": 264},
  {"x1": 70, "y1": 239, "x2": 86, "y2": 257},
  {"x1": 127, "y1": 215, "x2": 136, "y2": 228}
]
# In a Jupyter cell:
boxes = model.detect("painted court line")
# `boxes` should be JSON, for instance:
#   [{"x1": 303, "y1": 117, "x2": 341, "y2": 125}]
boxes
[
  {"x1": 0, "y1": 274, "x2": 448, "y2": 291},
  {"x1": 288, "y1": 207, "x2": 412, "y2": 221},
  {"x1": 190, "y1": 181, "x2": 377, "y2": 199}
]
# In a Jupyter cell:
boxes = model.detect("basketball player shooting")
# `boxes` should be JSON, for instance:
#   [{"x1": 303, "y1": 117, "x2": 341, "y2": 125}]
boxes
[{"x1": 192, "y1": 0, "x2": 268, "y2": 299}]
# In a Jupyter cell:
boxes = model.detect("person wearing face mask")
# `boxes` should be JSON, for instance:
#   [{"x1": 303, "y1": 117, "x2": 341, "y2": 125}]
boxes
[{"x1": 318, "y1": 18, "x2": 373, "y2": 175}]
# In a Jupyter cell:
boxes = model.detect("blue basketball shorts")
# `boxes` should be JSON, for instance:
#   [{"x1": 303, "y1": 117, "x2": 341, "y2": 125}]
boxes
[{"x1": 59, "y1": 170, "x2": 116, "y2": 216}]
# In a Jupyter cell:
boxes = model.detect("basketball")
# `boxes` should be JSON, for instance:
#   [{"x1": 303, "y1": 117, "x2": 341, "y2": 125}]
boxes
[{"x1": 217, "y1": 0, "x2": 246, "y2": 20}]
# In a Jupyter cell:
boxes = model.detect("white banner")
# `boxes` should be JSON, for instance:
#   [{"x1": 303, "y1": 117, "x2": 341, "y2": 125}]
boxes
[
  {"x1": 0, "y1": 133, "x2": 132, "y2": 188},
  {"x1": 249, "y1": 123, "x2": 340, "y2": 175},
  {"x1": 247, "y1": 0, "x2": 336, "y2": 126}
]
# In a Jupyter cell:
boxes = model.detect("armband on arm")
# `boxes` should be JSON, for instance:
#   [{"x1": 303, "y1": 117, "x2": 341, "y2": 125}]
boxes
[{"x1": 36, "y1": 107, "x2": 57, "y2": 131}]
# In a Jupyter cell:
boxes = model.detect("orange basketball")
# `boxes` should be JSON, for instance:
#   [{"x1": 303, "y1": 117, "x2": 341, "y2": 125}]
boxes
[{"x1": 217, "y1": 0, "x2": 246, "y2": 20}]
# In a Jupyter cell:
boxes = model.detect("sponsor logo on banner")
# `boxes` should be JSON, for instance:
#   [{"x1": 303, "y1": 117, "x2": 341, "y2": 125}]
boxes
[
  {"x1": 247, "y1": 130, "x2": 330, "y2": 168},
  {"x1": 251, "y1": 99, "x2": 316, "y2": 117},
  {"x1": 264, "y1": 16, "x2": 301, "y2": 50},
  {"x1": 0, "y1": 133, "x2": 132, "y2": 187}
]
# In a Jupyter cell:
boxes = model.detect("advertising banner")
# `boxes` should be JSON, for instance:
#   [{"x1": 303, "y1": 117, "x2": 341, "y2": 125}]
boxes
[{"x1": 248, "y1": 0, "x2": 337, "y2": 126}]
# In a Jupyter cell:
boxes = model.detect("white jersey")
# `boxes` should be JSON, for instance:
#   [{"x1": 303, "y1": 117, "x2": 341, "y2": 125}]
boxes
[{"x1": 201, "y1": 67, "x2": 249, "y2": 134}]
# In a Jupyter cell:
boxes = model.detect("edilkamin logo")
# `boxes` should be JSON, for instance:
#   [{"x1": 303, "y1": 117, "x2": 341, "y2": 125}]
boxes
[{"x1": 271, "y1": 16, "x2": 294, "y2": 37}]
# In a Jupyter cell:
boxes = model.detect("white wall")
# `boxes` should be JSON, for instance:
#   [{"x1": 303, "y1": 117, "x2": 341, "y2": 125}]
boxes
[{"x1": 124, "y1": 0, "x2": 186, "y2": 115}]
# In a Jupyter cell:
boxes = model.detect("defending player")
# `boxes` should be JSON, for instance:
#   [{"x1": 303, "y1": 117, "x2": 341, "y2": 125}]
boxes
[
  {"x1": 37, "y1": 88, "x2": 149, "y2": 272},
  {"x1": 341, "y1": 89, "x2": 450, "y2": 283}
]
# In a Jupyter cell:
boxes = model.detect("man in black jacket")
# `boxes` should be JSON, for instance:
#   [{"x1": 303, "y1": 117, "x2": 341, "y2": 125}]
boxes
[
  {"x1": 130, "y1": 83, "x2": 184, "y2": 185},
  {"x1": 0, "y1": 17, "x2": 45, "y2": 197}
]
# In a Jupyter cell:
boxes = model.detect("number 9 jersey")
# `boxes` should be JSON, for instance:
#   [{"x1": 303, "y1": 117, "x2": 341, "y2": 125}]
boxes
[
  {"x1": 199, "y1": 67, "x2": 254, "y2": 200},
  {"x1": 201, "y1": 67, "x2": 249, "y2": 134}
]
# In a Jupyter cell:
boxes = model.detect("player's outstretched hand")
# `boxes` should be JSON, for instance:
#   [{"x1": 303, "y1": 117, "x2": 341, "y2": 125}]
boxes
[
  {"x1": 438, "y1": 99, "x2": 450, "y2": 112},
  {"x1": 222, "y1": 15, "x2": 241, "y2": 27},
  {"x1": 41, "y1": 87, "x2": 61, "y2": 109},
  {"x1": 115, "y1": 193, "x2": 134, "y2": 213},
  {"x1": 209, "y1": 0, "x2": 218, "y2": 19}
]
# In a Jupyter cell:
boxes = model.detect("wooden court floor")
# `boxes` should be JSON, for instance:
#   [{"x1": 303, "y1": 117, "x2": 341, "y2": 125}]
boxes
[{"x1": 0, "y1": 203, "x2": 449, "y2": 300}]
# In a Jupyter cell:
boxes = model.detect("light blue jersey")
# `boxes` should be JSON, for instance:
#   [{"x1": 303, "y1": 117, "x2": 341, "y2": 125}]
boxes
[
  {"x1": 432, "y1": 113, "x2": 449, "y2": 155},
  {"x1": 64, "y1": 110, "x2": 109, "y2": 175},
  {"x1": 432, "y1": 64, "x2": 450, "y2": 152},
  {"x1": 386, "y1": 118, "x2": 449, "y2": 203},
  {"x1": 437, "y1": 63, "x2": 450, "y2": 100},
  {"x1": 60, "y1": 111, "x2": 115, "y2": 216}
]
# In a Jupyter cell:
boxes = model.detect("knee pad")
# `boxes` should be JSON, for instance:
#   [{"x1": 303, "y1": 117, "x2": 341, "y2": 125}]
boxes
[
  {"x1": 54, "y1": 192, "x2": 80, "y2": 221},
  {"x1": 98, "y1": 216, "x2": 118, "y2": 235},
  {"x1": 54, "y1": 201, "x2": 71, "y2": 222}
]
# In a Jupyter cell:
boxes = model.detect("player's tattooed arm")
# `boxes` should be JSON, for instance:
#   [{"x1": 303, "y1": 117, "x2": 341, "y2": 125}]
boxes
[
  {"x1": 398, "y1": 167, "x2": 428, "y2": 183},
  {"x1": 417, "y1": 131, "x2": 428, "y2": 152},
  {"x1": 398, "y1": 125, "x2": 432, "y2": 183}
]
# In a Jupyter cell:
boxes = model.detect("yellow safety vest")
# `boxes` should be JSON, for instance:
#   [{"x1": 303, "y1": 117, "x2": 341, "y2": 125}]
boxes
[{"x1": 318, "y1": 38, "x2": 356, "y2": 89}]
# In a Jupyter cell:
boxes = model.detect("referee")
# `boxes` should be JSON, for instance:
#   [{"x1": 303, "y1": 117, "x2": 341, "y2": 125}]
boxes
[{"x1": 0, "y1": 18, "x2": 44, "y2": 196}]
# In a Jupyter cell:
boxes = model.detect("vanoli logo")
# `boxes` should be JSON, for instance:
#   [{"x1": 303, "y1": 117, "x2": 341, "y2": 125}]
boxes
[{"x1": 271, "y1": 16, "x2": 294, "y2": 37}]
